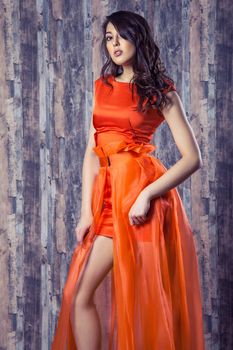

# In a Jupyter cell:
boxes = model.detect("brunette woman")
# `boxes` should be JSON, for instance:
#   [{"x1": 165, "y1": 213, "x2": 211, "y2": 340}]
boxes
[{"x1": 52, "y1": 10, "x2": 205, "y2": 350}]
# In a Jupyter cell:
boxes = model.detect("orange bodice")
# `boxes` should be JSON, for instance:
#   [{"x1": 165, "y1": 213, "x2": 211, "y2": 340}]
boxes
[{"x1": 92, "y1": 74, "x2": 173, "y2": 148}]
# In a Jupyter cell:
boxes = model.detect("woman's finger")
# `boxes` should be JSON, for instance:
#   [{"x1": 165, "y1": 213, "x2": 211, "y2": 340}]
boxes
[{"x1": 130, "y1": 216, "x2": 145, "y2": 225}]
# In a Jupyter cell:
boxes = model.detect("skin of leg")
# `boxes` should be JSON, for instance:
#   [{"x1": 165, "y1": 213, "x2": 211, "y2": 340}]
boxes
[{"x1": 70, "y1": 234, "x2": 113, "y2": 350}]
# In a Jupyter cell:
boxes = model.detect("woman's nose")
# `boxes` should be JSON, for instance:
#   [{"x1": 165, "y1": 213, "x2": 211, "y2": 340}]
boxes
[{"x1": 113, "y1": 36, "x2": 120, "y2": 46}]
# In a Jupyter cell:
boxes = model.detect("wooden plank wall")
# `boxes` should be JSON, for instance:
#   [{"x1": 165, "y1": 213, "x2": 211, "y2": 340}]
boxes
[
  {"x1": 215, "y1": 1, "x2": 233, "y2": 348},
  {"x1": 0, "y1": 0, "x2": 232, "y2": 349}
]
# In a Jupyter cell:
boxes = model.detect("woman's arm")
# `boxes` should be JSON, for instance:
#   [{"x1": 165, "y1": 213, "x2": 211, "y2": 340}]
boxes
[
  {"x1": 80, "y1": 114, "x2": 100, "y2": 216},
  {"x1": 145, "y1": 91, "x2": 203, "y2": 200}
]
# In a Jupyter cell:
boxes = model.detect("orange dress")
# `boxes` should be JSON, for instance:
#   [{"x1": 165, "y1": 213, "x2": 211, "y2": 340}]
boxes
[{"x1": 51, "y1": 74, "x2": 205, "y2": 349}]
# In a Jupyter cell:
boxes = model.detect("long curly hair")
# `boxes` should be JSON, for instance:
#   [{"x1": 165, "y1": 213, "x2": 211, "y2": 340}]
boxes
[{"x1": 100, "y1": 10, "x2": 176, "y2": 115}]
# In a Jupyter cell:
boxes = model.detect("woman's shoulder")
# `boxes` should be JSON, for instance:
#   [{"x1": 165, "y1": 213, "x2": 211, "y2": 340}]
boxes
[
  {"x1": 160, "y1": 76, "x2": 177, "y2": 94},
  {"x1": 94, "y1": 74, "x2": 113, "y2": 85},
  {"x1": 94, "y1": 76, "x2": 101, "y2": 84},
  {"x1": 93, "y1": 75, "x2": 115, "y2": 95}
]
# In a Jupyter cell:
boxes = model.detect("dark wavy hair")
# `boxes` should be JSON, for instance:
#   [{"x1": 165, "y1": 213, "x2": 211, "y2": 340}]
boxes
[{"x1": 100, "y1": 10, "x2": 176, "y2": 115}]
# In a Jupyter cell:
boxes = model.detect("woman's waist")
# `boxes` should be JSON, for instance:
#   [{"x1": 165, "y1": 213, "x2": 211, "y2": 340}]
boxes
[
  {"x1": 94, "y1": 130, "x2": 153, "y2": 146},
  {"x1": 93, "y1": 139, "x2": 156, "y2": 167},
  {"x1": 94, "y1": 130, "x2": 132, "y2": 145}
]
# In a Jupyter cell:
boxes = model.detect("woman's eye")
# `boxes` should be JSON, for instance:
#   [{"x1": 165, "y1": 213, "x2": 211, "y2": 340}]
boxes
[{"x1": 105, "y1": 36, "x2": 112, "y2": 41}]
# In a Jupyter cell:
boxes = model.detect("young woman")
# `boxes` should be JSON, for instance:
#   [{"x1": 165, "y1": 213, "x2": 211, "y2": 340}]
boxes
[{"x1": 52, "y1": 10, "x2": 205, "y2": 350}]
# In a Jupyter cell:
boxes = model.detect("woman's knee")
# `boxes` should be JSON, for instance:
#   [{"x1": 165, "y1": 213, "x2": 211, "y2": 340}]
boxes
[
  {"x1": 73, "y1": 288, "x2": 94, "y2": 309},
  {"x1": 67, "y1": 236, "x2": 113, "y2": 309}
]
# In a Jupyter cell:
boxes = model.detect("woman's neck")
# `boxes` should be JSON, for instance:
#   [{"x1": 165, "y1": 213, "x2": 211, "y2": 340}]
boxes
[{"x1": 116, "y1": 70, "x2": 134, "y2": 83}]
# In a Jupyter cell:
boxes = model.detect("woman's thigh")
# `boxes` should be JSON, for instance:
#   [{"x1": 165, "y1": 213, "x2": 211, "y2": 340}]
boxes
[{"x1": 74, "y1": 235, "x2": 113, "y2": 306}]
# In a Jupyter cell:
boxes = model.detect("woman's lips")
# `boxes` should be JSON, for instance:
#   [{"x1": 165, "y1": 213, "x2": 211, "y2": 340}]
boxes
[{"x1": 114, "y1": 50, "x2": 123, "y2": 57}]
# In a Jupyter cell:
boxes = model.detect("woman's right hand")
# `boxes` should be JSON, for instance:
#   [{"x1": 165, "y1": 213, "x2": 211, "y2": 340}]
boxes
[{"x1": 75, "y1": 212, "x2": 94, "y2": 243}]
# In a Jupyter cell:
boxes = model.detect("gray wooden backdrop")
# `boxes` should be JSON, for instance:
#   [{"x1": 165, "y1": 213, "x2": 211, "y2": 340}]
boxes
[{"x1": 0, "y1": 0, "x2": 232, "y2": 349}]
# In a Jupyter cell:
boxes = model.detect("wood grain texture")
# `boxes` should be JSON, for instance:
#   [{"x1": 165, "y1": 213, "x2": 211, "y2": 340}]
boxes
[
  {"x1": 0, "y1": 0, "x2": 232, "y2": 349},
  {"x1": 215, "y1": 1, "x2": 233, "y2": 349}
]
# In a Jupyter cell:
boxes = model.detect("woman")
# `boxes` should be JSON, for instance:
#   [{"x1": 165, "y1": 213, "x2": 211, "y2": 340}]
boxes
[{"x1": 52, "y1": 10, "x2": 205, "y2": 350}]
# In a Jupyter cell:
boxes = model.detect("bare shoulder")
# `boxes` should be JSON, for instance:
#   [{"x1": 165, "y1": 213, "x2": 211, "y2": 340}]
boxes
[
  {"x1": 161, "y1": 90, "x2": 192, "y2": 132},
  {"x1": 160, "y1": 90, "x2": 202, "y2": 164},
  {"x1": 161, "y1": 91, "x2": 184, "y2": 119}
]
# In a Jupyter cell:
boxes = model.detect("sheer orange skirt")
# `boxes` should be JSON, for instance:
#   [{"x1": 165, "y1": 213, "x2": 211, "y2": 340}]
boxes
[{"x1": 95, "y1": 166, "x2": 114, "y2": 238}]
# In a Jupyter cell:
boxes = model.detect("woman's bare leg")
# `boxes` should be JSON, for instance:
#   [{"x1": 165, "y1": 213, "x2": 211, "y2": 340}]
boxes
[{"x1": 70, "y1": 235, "x2": 113, "y2": 350}]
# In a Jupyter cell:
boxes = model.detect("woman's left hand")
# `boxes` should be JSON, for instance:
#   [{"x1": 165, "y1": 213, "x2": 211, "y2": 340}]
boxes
[{"x1": 128, "y1": 190, "x2": 151, "y2": 226}]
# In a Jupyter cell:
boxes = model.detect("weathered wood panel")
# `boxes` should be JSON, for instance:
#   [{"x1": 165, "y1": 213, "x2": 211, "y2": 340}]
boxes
[
  {"x1": 0, "y1": 1, "x2": 10, "y2": 348},
  {"x1": 215, "y1": 0, "x2": 233, "y2": 349},
  {"x1": 0, "y1": 0, "x2": 232, "y2": 349}
]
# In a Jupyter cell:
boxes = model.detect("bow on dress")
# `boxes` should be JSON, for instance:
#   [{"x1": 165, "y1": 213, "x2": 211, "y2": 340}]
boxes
[{"x1": 92, "y1": 140, "x2": 156, "y2": 165}]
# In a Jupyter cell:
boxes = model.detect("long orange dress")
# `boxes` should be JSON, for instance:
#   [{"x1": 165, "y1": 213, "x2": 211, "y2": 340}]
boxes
[{"x1": 51, "y1": 74, "x2": 205, "y2": 349}]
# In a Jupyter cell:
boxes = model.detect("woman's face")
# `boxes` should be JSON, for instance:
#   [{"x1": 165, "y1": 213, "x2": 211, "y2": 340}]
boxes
[{"x1": 105, "y1": 22, "x2": 136, "y2": 66}]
